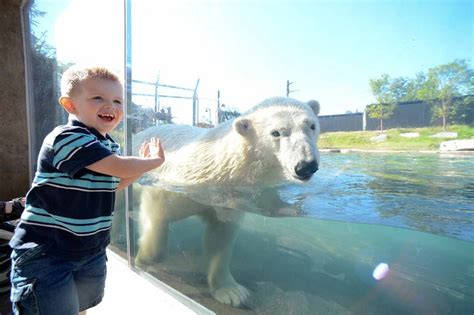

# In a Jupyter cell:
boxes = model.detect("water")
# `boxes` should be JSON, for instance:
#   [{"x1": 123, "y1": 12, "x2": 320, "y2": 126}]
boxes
[
  {"x1": 293, "y1": 152, "x2": 474, "y2": 241},
  {"x1": 122, "y1": 152, "x2": 474, "y2": 314}
]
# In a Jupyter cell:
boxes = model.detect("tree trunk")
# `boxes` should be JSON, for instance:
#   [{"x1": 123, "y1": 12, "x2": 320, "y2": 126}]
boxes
[
  {"x1": 442, "y1": 100, "x2": 447, "y2": 131},
  {"x1": 380, "y1": 105, "x2": 384, "y2": 132}
]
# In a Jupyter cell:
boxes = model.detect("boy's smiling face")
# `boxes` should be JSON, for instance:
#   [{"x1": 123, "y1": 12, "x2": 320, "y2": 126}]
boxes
[{"x1": 60, "y1": 77, "x2": 124, "y2": 136}]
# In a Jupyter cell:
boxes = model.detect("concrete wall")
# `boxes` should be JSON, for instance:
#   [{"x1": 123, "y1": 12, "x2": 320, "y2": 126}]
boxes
[{"x1": 0, "y1": 0, "x2": 29, "y2": 200}]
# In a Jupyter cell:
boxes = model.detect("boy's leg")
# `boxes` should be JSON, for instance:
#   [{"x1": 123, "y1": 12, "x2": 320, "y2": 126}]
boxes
[
  {"x1": 74, "y1": 250, "x2": 107, "y2": 312},
  {"x1": 10, "y1": 246, "x2": 80, "y2": 315}
]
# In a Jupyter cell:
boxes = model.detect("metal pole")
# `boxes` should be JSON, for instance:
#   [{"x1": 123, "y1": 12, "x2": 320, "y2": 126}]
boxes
[
  {"x1": 154, "y1": 72, "x2": 160, "y2": 125},
  {"x1": 192, "y1": 78, "x2": 200, "y2": 125},
  {"x1": 216, "y1": 90, "x2": 221, "y2": 124},
  {"x1": 124, "y1": 0, "x2": 134, "y2": 267},
  {"x1": 22, "y1": 0, "x2": 37, "y2": 183},
  {"x1": 286, "y1": 80, "x2": 298, "y2": 97}
]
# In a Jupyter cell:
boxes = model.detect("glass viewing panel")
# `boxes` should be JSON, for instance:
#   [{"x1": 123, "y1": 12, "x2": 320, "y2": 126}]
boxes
[
  {"x1": 23, "y1": 0, "x2": 127, "y2": 252},
  {"x1": 127, "y1": 1, "x2": 473, "y2": 315},
  {"x1": 24, "y1": 0, "x2": 473, "y2": 314}
]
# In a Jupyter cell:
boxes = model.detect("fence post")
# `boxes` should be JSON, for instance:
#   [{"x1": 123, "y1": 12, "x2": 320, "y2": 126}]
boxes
[
  {"x1": 192, "y1": 78, "x2": 200, "y2": 126},
  {"x1": 154, "y1": 73, "x2": 160, "y2": 125},
  {"x1": 363, "y1": 111, "x2": 367, "y2": 131}
]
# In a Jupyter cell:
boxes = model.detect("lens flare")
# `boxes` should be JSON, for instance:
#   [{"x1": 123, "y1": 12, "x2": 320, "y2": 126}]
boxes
[{"x1": 372, "y1": 263, "x2": 389, "y2": 280}]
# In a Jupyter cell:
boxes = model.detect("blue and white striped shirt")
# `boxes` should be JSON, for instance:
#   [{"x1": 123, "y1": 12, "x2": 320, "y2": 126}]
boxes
[{"x1": 10, "y1": 119, "x2": 121, "y2": 259}]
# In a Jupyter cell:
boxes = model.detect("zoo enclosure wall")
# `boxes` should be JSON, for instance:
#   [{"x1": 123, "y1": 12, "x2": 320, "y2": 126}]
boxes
[
  {"x1": 0, "y1": 0, "x2": 30, "y2": 200},
  {"x1": 319, "y1": 97, "x2": 474, "y2": 133}
]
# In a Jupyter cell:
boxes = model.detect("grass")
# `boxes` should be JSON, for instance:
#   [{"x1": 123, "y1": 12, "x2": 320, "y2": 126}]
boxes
[{"x1": 318, "y1": 124, "x2": 474, "y2": 151}]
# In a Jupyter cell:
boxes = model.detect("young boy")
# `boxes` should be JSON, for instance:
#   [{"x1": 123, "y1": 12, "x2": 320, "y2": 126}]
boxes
[{"x1": 9, "y1": 65, "x2": 165, "y2": 315}]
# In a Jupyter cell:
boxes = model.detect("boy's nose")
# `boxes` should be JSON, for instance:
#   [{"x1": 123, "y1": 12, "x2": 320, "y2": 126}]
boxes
[{"x1": 104, "y1": 101, "x2": 114, "y2": 108}]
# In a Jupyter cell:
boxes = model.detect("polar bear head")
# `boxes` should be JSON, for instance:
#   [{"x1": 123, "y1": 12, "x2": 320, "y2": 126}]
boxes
[{"x1": 232, "y1": 97, "x2": 320, "y2": 183}]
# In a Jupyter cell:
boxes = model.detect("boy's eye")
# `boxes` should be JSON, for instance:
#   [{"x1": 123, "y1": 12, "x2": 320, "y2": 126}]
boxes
[
  {"x1": 92, "y1": 96, "x2": 103, "y2": 101},
  {"x1": 114, "y1": 100, "x2": 122, "y2": 105}
]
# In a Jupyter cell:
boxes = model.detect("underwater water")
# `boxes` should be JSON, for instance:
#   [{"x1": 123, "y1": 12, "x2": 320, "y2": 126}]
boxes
[{"x1": 121, "y1": 152, "x2": 474, "y2": 315}]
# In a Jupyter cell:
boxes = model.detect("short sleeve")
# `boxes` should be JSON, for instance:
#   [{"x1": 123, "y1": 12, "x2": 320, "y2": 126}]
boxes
[{"x1": 52, "y1": 130, "x2": 114, "y2": 177}]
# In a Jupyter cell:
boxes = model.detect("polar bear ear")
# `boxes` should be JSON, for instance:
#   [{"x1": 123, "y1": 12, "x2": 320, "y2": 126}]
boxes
[
  {"x1": 307, "y1": 100, "x2": 320, "y2": 116},
  {"x1": 233, "y1": 117, "x2": 253, "y2": 136}
]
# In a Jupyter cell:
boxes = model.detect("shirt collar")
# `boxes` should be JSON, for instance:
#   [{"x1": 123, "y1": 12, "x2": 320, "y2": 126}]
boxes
[{"x1": 68, "y1": 118, "x2": 109, "y2": 141}]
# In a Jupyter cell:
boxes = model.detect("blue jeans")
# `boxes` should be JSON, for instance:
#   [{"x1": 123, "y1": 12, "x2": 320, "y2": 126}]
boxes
[{"x1": 10, "y1": 245, "x2": 107, "y2": 315}]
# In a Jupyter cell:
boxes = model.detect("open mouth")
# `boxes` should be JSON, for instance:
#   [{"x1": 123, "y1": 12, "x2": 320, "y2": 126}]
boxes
[
  {"x1": 293, "y1": 174, "x2": 313, "y2": 182},
  {"x1": 98, "y1": 113, "x2": 115, "y2": 122}
]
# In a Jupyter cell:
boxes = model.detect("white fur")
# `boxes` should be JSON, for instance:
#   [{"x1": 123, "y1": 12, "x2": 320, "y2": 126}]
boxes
[{"x1": 134, "y1": 97, "x2": 320, "y2": 307}]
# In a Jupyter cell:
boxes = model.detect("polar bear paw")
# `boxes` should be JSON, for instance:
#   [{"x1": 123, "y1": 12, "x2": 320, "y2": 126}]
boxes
[{"x1": 211, "y1": 283, "x2": 251, "y2": 307}]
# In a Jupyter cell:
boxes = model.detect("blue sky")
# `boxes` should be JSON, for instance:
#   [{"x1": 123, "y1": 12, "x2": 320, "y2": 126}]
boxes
[
  {"x1": 131, "y1": 0, "x2": 473, "y2": 120},
  {"x1": 37, "y1": 0, "x2": 472, "y2": 122}
]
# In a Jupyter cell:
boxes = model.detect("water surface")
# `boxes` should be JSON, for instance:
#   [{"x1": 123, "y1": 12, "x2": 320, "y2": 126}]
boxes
[{"x1": 293, "y1": 152, "x2": 474, "y2": 241}]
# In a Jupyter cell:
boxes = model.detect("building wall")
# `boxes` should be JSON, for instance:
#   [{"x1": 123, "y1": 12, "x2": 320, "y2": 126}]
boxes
[
  {"x1": 319, "y1": 113, "x2": 363, "y2": 132},
  {"x1": 0, "y1": 0, "x2": 29, "y2": 200},
  {"x1": 365, "y1": 101, "x2": 433, "y2": 131},
  {"x1": 320, "y1": 98, "x2": 474, "y2": 133},
  {"x1": 364, "y1": 98, "x2": 474, "y2": 131}
]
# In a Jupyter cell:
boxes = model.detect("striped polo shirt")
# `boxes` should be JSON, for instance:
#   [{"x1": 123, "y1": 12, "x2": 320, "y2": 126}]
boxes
[{"x1": 10, "y1": 119, "x2": 121, "y2": 259}]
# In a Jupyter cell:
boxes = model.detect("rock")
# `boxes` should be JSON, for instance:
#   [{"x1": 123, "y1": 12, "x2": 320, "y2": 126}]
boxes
[
  {"x1": 430, "y1": 132, "x2": 458, "y2": 138},
  {"x1": 248, "y1": 282, "x2": 350, "y2": 315},
  {"x1": 400, "y1": 132, "x2": 419, "y2": 138},
  {"x1": 370, "y1": 134, "x2": 387, "y2": 143},
  {"x1": 439, "y1": 139, "x2": 474, "y2": 151}
]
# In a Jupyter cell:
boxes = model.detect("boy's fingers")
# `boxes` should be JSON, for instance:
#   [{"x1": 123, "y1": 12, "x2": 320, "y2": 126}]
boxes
[{"x1": 139, "y1": 141, "x2": 151, "y2": 157}]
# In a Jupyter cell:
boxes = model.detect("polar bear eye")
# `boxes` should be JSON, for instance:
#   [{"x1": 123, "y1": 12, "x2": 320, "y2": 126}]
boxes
[
  {"x1": 310, "y1": 124, "x2": 316, "y2": 130},
  {"x1": 271, "y1": 130, "x2": 280, "y2": 137}
]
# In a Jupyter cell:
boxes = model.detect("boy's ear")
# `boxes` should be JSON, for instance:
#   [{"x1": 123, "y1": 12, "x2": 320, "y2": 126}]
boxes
[{"x1": 59, "y1": 96, "x2": 76, "y2": 114}]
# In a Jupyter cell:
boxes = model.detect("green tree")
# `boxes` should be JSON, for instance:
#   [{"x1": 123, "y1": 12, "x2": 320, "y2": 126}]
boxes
[
  {"x1": 416, "y1": 59, "x2": 473, "y2": 130},
  {"x1": 218, "y1": 105, "x2": 241, "y2": 123},
  {"x1": 29, "y1": 5, "x2": 68, "y2": 149},
  {"x1": 389, "y1": 76, "x2": 412, "y2": 102},
  {"x1": 404, "y1": 72, "x2": 427, "y2": 101},
  {"x1": 368, "y1": 74, "x2": 397, "y2": 131}
]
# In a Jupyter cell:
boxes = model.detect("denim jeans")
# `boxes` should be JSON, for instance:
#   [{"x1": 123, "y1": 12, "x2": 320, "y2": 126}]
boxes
[{"x1": 10, "y1": 245, "x2": 107, "y2": 315}]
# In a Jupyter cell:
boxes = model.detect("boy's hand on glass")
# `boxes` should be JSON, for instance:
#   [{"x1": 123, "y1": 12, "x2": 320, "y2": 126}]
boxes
[{"x1": 139, "y1": 137, "x2": 165, "y2": 161}]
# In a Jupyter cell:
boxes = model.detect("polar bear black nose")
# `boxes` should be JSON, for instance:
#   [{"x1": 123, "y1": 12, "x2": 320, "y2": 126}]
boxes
[{"x1": 295, "y1": 160, "x2": 318, "y2": 179}]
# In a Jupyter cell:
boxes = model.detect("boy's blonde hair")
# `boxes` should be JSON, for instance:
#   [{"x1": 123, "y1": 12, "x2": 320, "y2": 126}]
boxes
[{"x1": 60, "y1": 65, "x2": 122, "y2": 97}]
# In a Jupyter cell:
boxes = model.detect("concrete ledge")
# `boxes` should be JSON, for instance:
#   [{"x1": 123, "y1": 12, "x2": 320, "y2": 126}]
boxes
[{"x1": 88, "y1": 249, "x2": 214, "y2": 315}]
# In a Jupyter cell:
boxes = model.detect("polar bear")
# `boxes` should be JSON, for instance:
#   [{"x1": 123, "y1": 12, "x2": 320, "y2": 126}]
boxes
[{"x1": 134, "y1": 97, "x2": 321, "y2": 307}]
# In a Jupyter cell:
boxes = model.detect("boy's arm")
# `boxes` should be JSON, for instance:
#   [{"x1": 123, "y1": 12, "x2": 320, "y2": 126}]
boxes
[
  {"x1": 116, "y1": 175, "x2": 141, "y2": 191},
  {"x1": 86, "y1": 138, "x2": 165, "y2": 179}
]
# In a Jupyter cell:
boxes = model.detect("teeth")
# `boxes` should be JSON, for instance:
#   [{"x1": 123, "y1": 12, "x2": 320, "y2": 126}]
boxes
[{"x1": 99, "y1": 114, "x2": 115, "y2": 119}]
